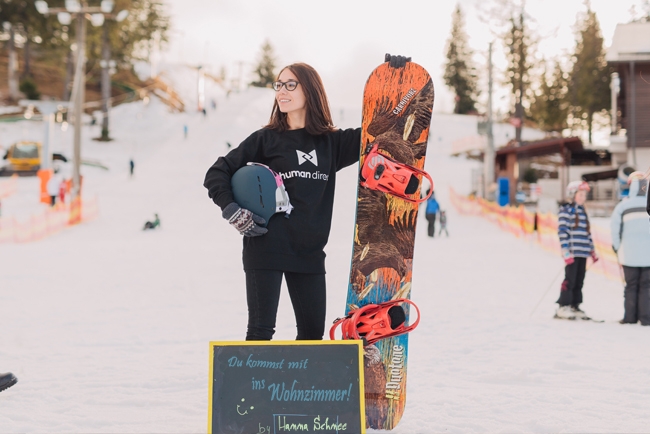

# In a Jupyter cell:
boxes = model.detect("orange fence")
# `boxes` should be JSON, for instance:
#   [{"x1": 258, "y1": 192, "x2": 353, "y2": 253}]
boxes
[
  {"x1": 449, "y1": 188, "x2": 622, "y2": 282},
  {"x1": 0, "y1": 197, "x2": 99, "y2": 243},
  {"x1": 0, "y1": 174, "x2": 18, "y2": 199}
]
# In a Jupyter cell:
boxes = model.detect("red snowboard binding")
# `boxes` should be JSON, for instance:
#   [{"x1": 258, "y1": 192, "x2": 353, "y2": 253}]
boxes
[
  {"x1": 360, "y1": 144, "x2": 433, "y2": 204},
  {"x1": 330, "y1": 299, "x2": 420, "y2": 346}
]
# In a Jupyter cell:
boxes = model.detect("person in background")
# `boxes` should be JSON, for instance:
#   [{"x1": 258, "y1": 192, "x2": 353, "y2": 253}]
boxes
[
  {"x1": 555, "y1": 181, "x2": 598, "y2": 320},
  {"x1": 143, "y1": 213, "x2": 160, "y2": 230},
  {"x1": 0, "y1": 372, "x2": 17, "y2": 392},
  {"x1": 611, "y1": 171, "x2": 650, "y2": 325},
  {"x1": 425, "y1": 191, "x2": 440, "y2": 237},
  {"x1": 438, "y1": 210, "x2": 449, "y2": 237},
  {"x1": 129, "y1": 159, "x2": 135, "y2": 177},
  {"x1": 46, "y1": 170, "x2": 62, "y2": 207}
]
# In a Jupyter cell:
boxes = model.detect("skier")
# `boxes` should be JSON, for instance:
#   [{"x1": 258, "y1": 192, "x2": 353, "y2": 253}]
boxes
[
  {"x1": 129, "y1": 159, "x2": 135, "y2": 177},
  {"x1": 555, "y1": 181, "x2": 598, "y2": 320},
  {"x1": 0, "y1": 372, "x2": 17, "y2": 392},
  {"x1": 610, "y1": 171, "x2": 650, "y2": 325},
  {"x1": 204, "y1": 62, "x2": 361, "y2": 341},
  {"x1": 438, "y1": 209, "x2": 449, "y2": 236},
  {"x1": 425, "y1": 191, "x2": 439, "y2": 237}
]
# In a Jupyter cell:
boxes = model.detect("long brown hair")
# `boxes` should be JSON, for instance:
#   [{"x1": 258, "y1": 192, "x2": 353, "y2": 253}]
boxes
[{"x1": 265, "y1": 63, "x2": 336, "y2": 135}]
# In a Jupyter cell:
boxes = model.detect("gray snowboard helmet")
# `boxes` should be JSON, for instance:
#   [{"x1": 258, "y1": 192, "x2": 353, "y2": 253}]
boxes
[{"x1": 230, "y1": 163, "x2": 293, "y2": 226}]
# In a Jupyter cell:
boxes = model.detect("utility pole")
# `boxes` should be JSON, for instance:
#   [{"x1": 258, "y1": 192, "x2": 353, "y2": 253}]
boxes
[
  {"x1": 484, "y1": 42, "x2": 496, "y2": 201},
  {"x1": 36, "y1": 0, "x2": 128, "y2": 202}
]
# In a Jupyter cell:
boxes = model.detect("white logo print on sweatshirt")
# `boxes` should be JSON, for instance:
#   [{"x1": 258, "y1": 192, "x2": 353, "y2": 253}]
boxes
[{"x1": 296, "y1": 150, "x2": 318, "y2": 167}]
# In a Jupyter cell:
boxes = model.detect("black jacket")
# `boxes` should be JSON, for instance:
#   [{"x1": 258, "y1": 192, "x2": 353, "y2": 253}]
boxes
[{"x1": 204, "y1": 127, "x2": 361, "y2": 273}]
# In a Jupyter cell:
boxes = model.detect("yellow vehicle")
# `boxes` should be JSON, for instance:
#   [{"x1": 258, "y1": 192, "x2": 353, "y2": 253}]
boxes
[{"x1": 2, "y1": 141, "x2": 42, "y2": 175}]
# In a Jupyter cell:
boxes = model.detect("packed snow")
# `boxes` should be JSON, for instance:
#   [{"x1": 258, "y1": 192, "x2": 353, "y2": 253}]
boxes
[{"x1": 0, "y1": 66, "x2": 649, "y2": 433}]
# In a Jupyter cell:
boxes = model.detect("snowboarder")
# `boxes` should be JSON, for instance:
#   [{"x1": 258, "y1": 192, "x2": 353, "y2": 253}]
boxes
[
  {"x1": 425, "y1": 191, "x2": 439, "y2": 237},
  {"x1": 0, "y1": 372, "x2": 17, "y2": 392},
  {"x1": 610, "y1": 171, "x2": 650, "y2": 325},
  {"x1": 439, "y1": 209, "x2": 449, "y2": 236},
  {"x1": 555, "y1": 181, "x2": 598, "y2": 320},
  {"x1": 204, "y1": 62, "x2": 361, "y2": 341},
  {"x1": 143, "y1": 213, "x2": 160, "y2": 230}
]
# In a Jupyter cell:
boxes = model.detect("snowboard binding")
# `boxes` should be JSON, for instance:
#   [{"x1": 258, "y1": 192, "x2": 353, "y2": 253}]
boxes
[
  {"x1": 359, "y1": 144, "x2": 433, "y2": 203},
  {"x1": 330, "y1": 299, "x2": 420, "y2": 346}
]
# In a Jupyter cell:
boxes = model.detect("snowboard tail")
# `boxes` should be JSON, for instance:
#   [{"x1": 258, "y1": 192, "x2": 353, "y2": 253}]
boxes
[{"x1": 343, "y1": 55, "x2": 434, "y2": 430}]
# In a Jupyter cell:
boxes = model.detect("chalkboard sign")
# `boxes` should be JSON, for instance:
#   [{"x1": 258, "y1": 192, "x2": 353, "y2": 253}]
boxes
[{"x1": 208, "y1": 340, "x2": 365, "y2": 434}]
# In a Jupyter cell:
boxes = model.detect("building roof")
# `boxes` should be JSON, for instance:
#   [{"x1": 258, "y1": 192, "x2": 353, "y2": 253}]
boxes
[
  {"x1": 495, "y1": 137, "x2": 583, "y2": 158},
  {"x1": 606, "y1": 21, "x2": 650, "y2": 63}
]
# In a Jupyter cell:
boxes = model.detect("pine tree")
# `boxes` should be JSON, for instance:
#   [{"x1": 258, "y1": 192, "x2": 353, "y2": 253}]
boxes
[
  {"x1": 250, "y1": 40, "x2": 277, "y2": 88},
  {"x1": 568, "y1": 4, "x2": 611, "y2": 143},
  {"x1": 504, "y1": 11, "x2": 533, "y2": 141},
  {"x1": 443, "y1": 4, "x2": 478, "y2": 114},
  {"x1": 530, "y1": 60, "x2": 569, "y2": 132}
]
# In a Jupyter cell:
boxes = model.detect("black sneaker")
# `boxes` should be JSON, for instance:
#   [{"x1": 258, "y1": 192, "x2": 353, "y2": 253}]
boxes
[{"x1": 0, "y1": 372, "x2": 17, "y2": 392}]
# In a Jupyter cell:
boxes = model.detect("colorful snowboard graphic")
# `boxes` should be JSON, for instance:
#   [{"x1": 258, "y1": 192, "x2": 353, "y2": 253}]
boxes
[{"x1": 345, "y1": 55, "x2": 434, "y2": 430}]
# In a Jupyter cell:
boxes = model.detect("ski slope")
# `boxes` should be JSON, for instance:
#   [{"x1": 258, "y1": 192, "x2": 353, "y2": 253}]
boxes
[{"x1": 1, "y1": 76, "x2": 649, "y2": 433}]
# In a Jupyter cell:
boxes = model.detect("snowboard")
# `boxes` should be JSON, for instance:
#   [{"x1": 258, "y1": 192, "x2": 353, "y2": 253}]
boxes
[{"x1": 344, "y1": 55, "x2": 434, "y2": 430}]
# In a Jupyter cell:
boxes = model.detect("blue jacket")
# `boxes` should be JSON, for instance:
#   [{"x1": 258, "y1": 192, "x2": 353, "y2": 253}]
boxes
[
  {"x1": 610, "y1": 179, "x2": 650, "y2": 267},
  {"x1": 426, "y1": 196, "x2": 440, "y2": 215},
  {"x1": 558, "y1": 203, "x2": 594, "y2": 258}
]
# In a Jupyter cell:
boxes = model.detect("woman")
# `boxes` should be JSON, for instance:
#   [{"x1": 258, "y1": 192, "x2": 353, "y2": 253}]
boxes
[
  {"x1": 204, "y1": 63, "x2": 361, "y2": 340},
  {"x1": 555, "y1": 181, "x2": 598, "y2": 320}
]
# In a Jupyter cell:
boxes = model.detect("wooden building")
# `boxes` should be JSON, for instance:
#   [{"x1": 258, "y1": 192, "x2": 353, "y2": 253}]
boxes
[{"x1": 607, "y1": 21, "x2": 650, "y2": 170}]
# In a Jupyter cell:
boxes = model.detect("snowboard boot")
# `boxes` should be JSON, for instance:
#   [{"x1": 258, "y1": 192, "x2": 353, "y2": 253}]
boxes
[
  {"x1": 330, "y1": 299, "x2": 420, "y2": 346},
  {"x1": 0, "y1": 372, "x2": 17, "y2": 392},
  {"x1": 554, "y1": 305, "x2": 576, "y2": 320}
]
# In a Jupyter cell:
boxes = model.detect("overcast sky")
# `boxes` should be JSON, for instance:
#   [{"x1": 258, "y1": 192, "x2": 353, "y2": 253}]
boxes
[{"x1": 160, "y1": 0, "x2": 647, "y2": 113}]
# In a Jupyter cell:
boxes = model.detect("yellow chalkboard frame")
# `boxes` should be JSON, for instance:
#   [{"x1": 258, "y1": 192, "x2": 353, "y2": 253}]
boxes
[{"x1": 208, "y1": 340, "x2": 366, "y2": 434}]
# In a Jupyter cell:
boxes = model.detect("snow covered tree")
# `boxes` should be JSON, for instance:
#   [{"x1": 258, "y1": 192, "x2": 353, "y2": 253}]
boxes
[
  {"x1": 443, "y1": 4, "x2": 478, "y2": 114},
  {"x1": 250, "y1": 40, "x2": 277, "y2": 88}
]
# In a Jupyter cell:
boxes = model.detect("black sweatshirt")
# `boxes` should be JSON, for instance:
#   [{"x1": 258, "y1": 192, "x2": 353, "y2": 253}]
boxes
[{"x1": 204, "y1": 127, "x2": 361, "y2": 273}]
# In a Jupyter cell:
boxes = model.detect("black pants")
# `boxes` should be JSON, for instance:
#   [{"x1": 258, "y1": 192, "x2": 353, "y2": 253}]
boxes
[
  {"x1": 425, "y1": 213, "x2": 436, "y2": 237},
  {"x1": 556, "y1": 257, "x2": 587, "y2": 307},
  {"x1": 622, "y1": 266, "x2": 650, "y2": 325},
  {"x1": 245, "y1": 269, "x2": 326, "y2": 340}
]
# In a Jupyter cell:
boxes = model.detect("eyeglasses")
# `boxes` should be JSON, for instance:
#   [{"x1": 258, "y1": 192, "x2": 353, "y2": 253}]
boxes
[{"x1": 272, "y1": 80, "x2": 299, "y2": 91}]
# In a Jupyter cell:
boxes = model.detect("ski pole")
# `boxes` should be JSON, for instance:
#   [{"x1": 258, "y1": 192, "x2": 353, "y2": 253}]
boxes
[
  {"x1": 529, "y1": 266, "x2": 564, "y2": 318},
  {"x1": 530, "y1": 259, "x2": 598, "y2": 318}
]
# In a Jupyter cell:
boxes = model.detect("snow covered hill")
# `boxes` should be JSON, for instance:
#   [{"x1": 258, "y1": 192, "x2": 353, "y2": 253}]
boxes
[{"x1": 0, "y1": 74, "x2": 648, "y2": 433}]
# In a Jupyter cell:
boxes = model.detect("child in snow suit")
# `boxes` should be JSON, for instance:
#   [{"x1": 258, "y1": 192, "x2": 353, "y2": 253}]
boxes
[
  {"x1": 204, "y1": 62, "x2": 363, "y2": 341},
  {"x1": 438, "y1": 210, "x2": 448, "y2": 236},
  {"x1": 555, "y1": 181, "x2": 598, "y2": 320},
  {"x1": 611, "y1": 171, "x2": 650, "y2": 325}
]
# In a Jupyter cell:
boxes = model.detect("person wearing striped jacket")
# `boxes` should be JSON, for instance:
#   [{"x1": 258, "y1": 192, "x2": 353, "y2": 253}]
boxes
[
  {"x1": 611, "y1": 171, "x2": 650, "y2": 325},
  {"x1": 555, "y1": 181, "x2": 598, "y2": 320}
]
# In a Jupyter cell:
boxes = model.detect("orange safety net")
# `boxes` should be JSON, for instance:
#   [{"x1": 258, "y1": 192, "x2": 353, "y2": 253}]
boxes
[{"x1": 449, "y1": 188, "x2": 623, "y2": 282}]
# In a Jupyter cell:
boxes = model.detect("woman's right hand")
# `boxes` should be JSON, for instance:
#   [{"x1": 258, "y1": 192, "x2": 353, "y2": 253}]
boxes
[{"x1": 222, "y1": 203, "x2": 267, "y2": 237}]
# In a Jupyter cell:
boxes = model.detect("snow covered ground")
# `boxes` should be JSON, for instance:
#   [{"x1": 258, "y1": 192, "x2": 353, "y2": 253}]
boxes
[{"x1": 1, "y1": 73, "x2": 649, "y2": 433}]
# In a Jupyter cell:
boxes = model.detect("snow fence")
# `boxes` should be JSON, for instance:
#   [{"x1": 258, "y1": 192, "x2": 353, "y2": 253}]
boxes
[
  {"x1": 0, "y1": 174, "x2": 19, "y2": 199},
  {"x1": 0, "y1": 197, "x2": 99, "y2": 243},
  {"x1": 450, "y1": 188, "x2": 622, "y2": 282}
]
